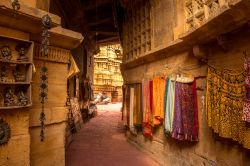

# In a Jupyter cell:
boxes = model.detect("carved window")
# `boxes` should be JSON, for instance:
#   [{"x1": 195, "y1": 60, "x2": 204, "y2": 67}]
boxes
[
  {"x1": 122, "y1": 1, "x2": 151, "y2": 62},
  {"x1": 204, "y1": 0, "x2": 220, "y2": 17}
]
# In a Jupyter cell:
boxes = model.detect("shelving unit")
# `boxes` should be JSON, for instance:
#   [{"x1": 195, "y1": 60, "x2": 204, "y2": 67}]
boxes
[{"x1": 0, "y1": 35, "x2": 33, "y2": 109}]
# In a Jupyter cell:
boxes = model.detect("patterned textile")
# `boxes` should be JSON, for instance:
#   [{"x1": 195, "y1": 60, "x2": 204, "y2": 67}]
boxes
[
  {"x1": 133, "y1": 84, "x2": 142, "y2": 125},
  {"x1": 142, "y1": 80, "x2": 153, "y2": 138},
  {"x1": 172, "y1": 79, "x2": 199, "y2": 141},
  {"x1": 206, "y1": 67, "x2": 250, "y2": 149},
  {"x1": 164, "y1": 77, "x2": 175, "y2": 135},
  {"x1": 152, "y1": 76, "x2": 165, "y2": 126},
  {"x1": 243, "y1": 59, "x2": 250, "y2": 122}
]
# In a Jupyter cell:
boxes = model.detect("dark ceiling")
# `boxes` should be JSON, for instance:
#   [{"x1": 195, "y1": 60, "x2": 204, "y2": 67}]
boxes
[{"x1": 50, "y1": 0, "x2": 123, "y2": 46}]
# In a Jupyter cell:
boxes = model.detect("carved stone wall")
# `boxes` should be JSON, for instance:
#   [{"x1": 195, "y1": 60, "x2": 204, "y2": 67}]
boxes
[{"x1": 122, "y1": 1, "x2": 152, "y2": 62}]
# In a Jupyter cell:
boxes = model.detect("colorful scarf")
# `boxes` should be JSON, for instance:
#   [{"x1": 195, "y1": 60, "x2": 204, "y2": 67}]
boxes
[
  {"x1": 172, "y1": 79, "x2": 199, "y2": 141},
  {"x1": 142, "y1": 80, "x2": 153, "y2": 138},
  {"x1": 152, "y1": 76, "x2": 165, "y2": 126},
  {"x1": 243, "y1": 58, "x2": 250, "y2": 122},
  {"x1": 206, "y1": 67, "x2": 250, "y2": 149},
  {"x1": 164, "y1": 77, "x2": 175, "y2": 135}
]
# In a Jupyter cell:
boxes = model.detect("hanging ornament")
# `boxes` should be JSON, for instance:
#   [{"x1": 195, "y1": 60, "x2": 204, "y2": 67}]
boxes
[
  {"x1": 39, "y1": 14, "x2": 52, "y2": 142},
  {"x1": 11, "y1": 0, "x2": 20, "y2": 13},
  {"x1": 41, "y1": 14, "x2": 52, "y2": 56},
  {"x1": 0, "y1": 118, "x2": 11, "y2": 145}
]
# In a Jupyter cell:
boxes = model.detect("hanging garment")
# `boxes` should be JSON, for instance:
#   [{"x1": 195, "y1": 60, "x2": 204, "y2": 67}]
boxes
[
  {"x1": 164, "y1": 76, "x2": 175, "y2": 135},
  {"x1": 68, "y1": 55, "x2": 80, "y2": 79},
  {"x1": 243, "y1": 58, "x2": 250, "y2": 122},
  {"x1": 129, "y1": 87, "x2": 135, "y2": 131},
  {"x1": 133, "y1": 84, "x2": 142, "y2": 126},
  {"x1": 143, "y1": 80, "x2": 153, "y2": 138},
  {"x1": 152, "y1": 76, "x2": 165, "y2": 126},
  {"x1": 172, "y1": 78, "x2": 199, "y2": 141},
  {"x1": 206, "y1": 67, "x2": 250, "y2": 149}
]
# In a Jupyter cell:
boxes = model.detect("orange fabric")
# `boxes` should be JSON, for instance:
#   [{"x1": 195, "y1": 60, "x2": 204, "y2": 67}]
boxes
[{"x1": 152, "y1": 76, "x2": 165, "y2": 126}]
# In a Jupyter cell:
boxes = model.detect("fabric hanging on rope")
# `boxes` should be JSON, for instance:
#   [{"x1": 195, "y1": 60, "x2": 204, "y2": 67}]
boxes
[
  {"x1": 142, "y1": 80, "x2": 153, "y2": 138},
  {"x1": 206, "y1": 67, "x2": 250, "y2": 149},
  {"x1": 243, "y1": 58, "x2": 250, "y2": 122},
  {"x1": 172, "y1": 77, "x2": 199, "y2": 141},
  {"x1": 133, "y1": 84, "x2": 142, "y2": 126},
  {"x1": 68, "y1": 55, "x2": 80, "y2": 79},
  {"x1": 152, "y1": 76, "x2": 165, "y2": 126},
  {"x1": 129, "y1": 87, "x2": 135, "y2": 131},
  {"x1": 164, "y1": 76, "x2": 175, "y2": 135}
]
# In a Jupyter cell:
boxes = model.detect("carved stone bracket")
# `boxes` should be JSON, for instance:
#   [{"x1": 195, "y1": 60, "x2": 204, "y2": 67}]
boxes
[
  {"x1": 217, "y1": 34, "x2": 230, "y2": 51},
  {"x1": 0, "y1": 118, "x2": 11, "y2": 145},
  {"x1": 34, "y1": 44, "x2": 70, "y2": 64},
  {"x1": 193, "y1": 45, "x2": 208, "y2": 62}
]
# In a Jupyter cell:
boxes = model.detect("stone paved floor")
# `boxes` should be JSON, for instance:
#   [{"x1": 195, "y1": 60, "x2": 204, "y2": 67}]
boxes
[{"x1": 66, "y1": 103, "x2": 160, "y2": 166}]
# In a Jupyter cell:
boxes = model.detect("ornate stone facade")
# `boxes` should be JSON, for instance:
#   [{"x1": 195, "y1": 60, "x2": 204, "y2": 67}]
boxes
[{"x1": 93, "y1": 44, "x2": 123, "y2": 101}]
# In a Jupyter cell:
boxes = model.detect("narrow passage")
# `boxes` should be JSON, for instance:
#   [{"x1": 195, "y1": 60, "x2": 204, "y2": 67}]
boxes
[{"x1": 66, "y1": 103, "x2": 159, "y2": 166}]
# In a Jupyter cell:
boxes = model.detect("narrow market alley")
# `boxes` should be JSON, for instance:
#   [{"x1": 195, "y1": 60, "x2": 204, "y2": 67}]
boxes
[{"x1": 66, "y1": 103, "x2": 160, "y2": 166}]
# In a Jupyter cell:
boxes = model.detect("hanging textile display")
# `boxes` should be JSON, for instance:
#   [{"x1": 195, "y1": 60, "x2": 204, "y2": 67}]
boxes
[
  {"x1": 133, "y1": 84, "x2": 142, "y2": 126},
  {"x1": 243, "y1": 58, "x2": 250, "y2": 122},
  {"x1": 152, "y1": 76, "x2": 165, "y2": 126},
  {"x1": 68, "y1": 55, "x2": 80, "y2": 79},
  {"x1": 206, "y1": 66, "x2": 250, "y2": 148},
  {"x1": 129, "y1": 87, "x2": 135, "y2": 131},
  {"x1": 164, "y1": 76, "x2": 175, "y2": 135},
  {"x1": 142, "y1": 80, "x2": 153, "y2": 138},
  {"x1": 172, "y1": 76, "x2": 199, "y2": 141}
]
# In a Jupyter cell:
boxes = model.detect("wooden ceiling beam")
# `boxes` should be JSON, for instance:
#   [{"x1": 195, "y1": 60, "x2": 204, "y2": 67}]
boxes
[{"x1": 88, "y1": 17, "x2": 113, "y2": 27}]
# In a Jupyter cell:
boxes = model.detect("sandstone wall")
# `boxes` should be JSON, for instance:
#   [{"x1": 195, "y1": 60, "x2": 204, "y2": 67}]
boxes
[{"x1": 124, "y1": 24, "x2": 250, "y2": 166}]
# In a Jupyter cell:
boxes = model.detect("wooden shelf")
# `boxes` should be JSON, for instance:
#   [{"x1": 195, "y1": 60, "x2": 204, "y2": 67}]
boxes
[
  {"x1": 0, "y1": 82, "x2": 31, "y2": 85},
  {"x1": 0, "y1": 60, "x2": 32, "y2": 64},
  {"x1": 0, "y1": 104, "x2": 32, "y2": 110},
  {"x1": 0, "y1": 35, "x2": 33, "y2": 110}
]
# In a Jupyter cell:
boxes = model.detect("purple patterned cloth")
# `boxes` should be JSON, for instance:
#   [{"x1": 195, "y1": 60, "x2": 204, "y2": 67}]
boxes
[{"x1": 172, "y1": 80, "x2": 199, "y2": 141}]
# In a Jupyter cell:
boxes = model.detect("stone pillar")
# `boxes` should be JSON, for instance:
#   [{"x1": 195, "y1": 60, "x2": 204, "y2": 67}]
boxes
[{"x1": 29, "y1": 44, "x2": 70, "y2": 166}]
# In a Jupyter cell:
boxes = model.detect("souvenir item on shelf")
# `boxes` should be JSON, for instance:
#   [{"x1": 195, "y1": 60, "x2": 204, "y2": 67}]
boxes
[
  {"x1": 13, "y1": 66, "x2": 25, "y2": 82},
  {"x1": 0, "y1": 118, "x2": 11, "y2": 145},
  {"x1": 152, "y1": 76, "x2": 165, "y2": 126},
  {"x1": 243, "y1": 58, "x2": 250, "y2": 122},
  {"x1": 206, "y1": 67, "x2": 250, "y2": 149},
  {"x1": 0, "y1": 46, "x2": 12, "y2": 61},
  {"x1": 172, "y1": 78, "x2": 198, "y2": 142},
  {"x1": 0, "y1": 92, "x2": 4, "y2": 107},
  {"x1": 164, "y1": 76, "x2": 175, "y2": 135},
  {"x1": 0, "y1": 66, "x2": 8, "y2": 82},
  {"x1": 16, "y1": 89, "x2": 28, "y2": 106},
  {"x1": 16, "y1": 45, "x2": 29, "y2": 62},
  {"x1": 4, "y1": 88, "x2": 15, "y2": 107}
]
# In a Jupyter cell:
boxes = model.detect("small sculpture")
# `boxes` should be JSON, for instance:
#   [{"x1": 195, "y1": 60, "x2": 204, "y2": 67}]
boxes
[
  {"x1": 0, "y1": 46, "x2": 12, "y2": 61},
  {"x1": 16, "y1": 45, "x2": 29, "y2": 62},
  {"x1": 16, "y1": 90, "x2": 28, "y2": 106},
  {"x1": 0, "y1": 66, "x2": 7, "y2": 82},
  {"x1": 13, "y1": 66, "x2": 25, "y2": 82},
  {"x1": 4, "y1": 88, "x2": 15, "y2": 107}
]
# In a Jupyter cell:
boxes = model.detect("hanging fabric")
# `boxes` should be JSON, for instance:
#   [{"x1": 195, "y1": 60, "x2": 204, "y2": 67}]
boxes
[
  {"x1": 243, "y1": 58, "x2": 250, "y2": 122},
  {"x1": 68, "y1": 55, "x2": 80, "y2": 79},
  {"x1": 152, "y1": 76, "x2": 165, "y2": 126},
  {"x1": 129, "y1": 87, "x2": 135, "y2": 131},
  {"x1": 164, "y1": 76, "x2": 175, "y2": 135},
  {"x1": 133, "y1": 84, "x2": 142, "y2": 126},
  {"x1": 206, "y1": 66, "x2": 250, "y2": 149},
  {"x1": 142, "y1": 80, "x2": 153, "y2": 138},
  {"x1": 172, "y1": 76, "x2": 199, "y2": 141}
]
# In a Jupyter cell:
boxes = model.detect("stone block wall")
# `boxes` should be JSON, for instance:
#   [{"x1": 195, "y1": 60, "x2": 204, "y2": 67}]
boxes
[{"x1": 124, "y1": 24, "x2": 250, "y2": 166}]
